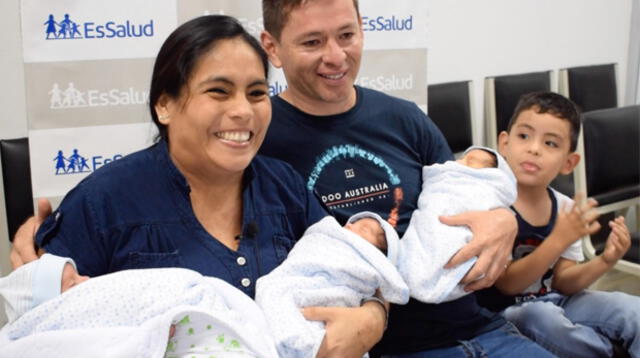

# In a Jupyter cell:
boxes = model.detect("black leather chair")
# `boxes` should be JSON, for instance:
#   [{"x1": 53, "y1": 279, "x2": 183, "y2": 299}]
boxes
[
  {"x1": 0, "y1": 138, "x2": 34, "y2": 241},
  {"x1": 575, "y1": 105, "x2": 640, "y2": 275},
  {"x1": 559, "y1": 63, "x2": 617, "y2": 112},
  {"x1": 484, "y1": 71, "x2": 552, "y2": 149},
  {"x1": 428, "y1": 81, "x2": 473, "y2": 154}
]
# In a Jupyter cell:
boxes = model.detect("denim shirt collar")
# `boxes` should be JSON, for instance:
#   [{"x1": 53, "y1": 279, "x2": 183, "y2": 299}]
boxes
[{"x1": 153, "y1": 139, "x2": 256, "y2": 196}]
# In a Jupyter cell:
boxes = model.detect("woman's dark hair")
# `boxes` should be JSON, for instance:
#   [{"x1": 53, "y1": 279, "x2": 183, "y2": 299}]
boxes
[{"x1": 149, "y1": 15, "x2": 269, "y2": 142}]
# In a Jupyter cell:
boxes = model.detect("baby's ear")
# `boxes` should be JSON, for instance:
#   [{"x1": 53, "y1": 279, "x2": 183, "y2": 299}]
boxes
[{"x1": 560, "y1": 152, "x2": 580, "y2": 175}]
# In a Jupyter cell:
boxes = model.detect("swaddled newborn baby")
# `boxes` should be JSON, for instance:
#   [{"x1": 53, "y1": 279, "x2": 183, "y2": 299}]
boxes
[{"x1": 0, "y1": 254, "x2": 278, "y2": 358}]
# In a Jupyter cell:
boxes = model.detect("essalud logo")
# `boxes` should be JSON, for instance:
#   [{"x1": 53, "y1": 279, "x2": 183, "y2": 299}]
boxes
[
  {"x1": 53, "y1": 148, "x2": 123, "y2": 175},
  {"x1": 48, "y1": 82, "x2": 149, "y2": 109},
  {"x1": 43, "y1": 13, "x2": 154, "y2": 40}
]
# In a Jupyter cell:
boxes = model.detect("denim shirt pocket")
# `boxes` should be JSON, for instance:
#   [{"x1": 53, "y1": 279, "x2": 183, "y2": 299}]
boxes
[
  {"x1": 273, "y1": 234, "x2": 295, "y2": 264},
  {"x1": 126, "y1": 250, "x2": 183, "y2": 269}
]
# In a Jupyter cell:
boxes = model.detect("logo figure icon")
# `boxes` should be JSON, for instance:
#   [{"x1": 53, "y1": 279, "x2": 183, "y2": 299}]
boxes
[
  {"x1": 49, "y1": 82, "x2": 87, "y2": 109},
  {"x1": 54, "y1": 149, "x2": 91, "y2": 175},
  {"x1": 44, "y1": 14, "x2": 83, "y2": 40}
]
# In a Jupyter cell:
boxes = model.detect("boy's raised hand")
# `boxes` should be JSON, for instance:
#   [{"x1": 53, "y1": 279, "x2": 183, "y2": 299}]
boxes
[
  {"x1": 550, "y1": 193, "x2": 600, "y2": 248},
  {"x1": 601, "y1": 216, "x2": 631, "y2": 265}
]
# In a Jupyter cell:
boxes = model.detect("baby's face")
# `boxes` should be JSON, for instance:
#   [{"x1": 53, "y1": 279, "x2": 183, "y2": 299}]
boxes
[
  {"x1": 61, "y1": 263, "x2": 89, "y2": 293},
  {"x1": 345, "y1": 218, "x2": 387, "y2": 251},
  {"x1": 456, "y1": 149, "x2": 496, "y2": 169}
]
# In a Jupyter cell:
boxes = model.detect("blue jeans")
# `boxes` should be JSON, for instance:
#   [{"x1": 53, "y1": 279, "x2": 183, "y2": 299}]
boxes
[
  {"x1": 382, "y1": 322, "x2": 556, "y2": 358},
  {"x1": 503, "y1": 290, "x2": 640, "y2": 358}
]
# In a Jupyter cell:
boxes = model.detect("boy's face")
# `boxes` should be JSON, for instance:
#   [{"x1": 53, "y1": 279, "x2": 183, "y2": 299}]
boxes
[
  {"x1": 498, "y1": 108, "x2": 580, "y2": 188},
  {"x1": 261, "y1": 0, "x2": 363, "y2": 115},
  {"x1": 61, "y1": 263, "x2": 89, "y2": 293}
]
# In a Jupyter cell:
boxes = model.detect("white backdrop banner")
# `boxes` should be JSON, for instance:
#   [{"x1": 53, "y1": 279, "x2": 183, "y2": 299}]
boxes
[
  {"x1": 29, "y1": 123, "x2": 157, "y2": 198},
  {"x1": 21, "y1": 0, "x2": 177, "y2": 63},
  {"x1": 21, "y1": 0, "x2": 429, "y2": 201}
]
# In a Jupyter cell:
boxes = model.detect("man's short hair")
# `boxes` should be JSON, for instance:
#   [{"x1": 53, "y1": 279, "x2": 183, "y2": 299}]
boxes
[
  {"x1": 507, "y1": 91, "x2": 581, "y2": 152},
  {"x1": 262, "y1": 0, "x2": 360, "y2": 40}
]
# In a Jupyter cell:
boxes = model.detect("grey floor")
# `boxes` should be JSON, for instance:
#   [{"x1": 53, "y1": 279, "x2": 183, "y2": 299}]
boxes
[{"x1": 591, "y1": 269, "x2": 640, "y2": 296}]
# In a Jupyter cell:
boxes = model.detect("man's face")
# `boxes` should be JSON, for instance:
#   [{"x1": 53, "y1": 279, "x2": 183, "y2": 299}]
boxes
[{"x1": 262, "y1": 0, "x2": 363, "y2": 115}]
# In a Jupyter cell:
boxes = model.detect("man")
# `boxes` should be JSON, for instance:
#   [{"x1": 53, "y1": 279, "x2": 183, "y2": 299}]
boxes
[{"x1": 258, "y1": 0, "x2": 555, "y2": 357}]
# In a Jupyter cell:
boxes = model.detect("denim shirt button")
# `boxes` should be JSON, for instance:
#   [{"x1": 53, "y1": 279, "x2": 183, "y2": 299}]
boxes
[
  {"x1": 236, "y1": 256, "x2": 246, "y2": 266},
  {"x1": 241, "y1": 278, "x2": 251, "y2": 287}
]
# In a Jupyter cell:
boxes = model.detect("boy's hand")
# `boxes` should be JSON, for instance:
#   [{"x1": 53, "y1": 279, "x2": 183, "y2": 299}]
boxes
[
  {"x1": 601, "y1": 216, "x2": 631, "y2": 265},
  {"x1": 550, "y1": 194, "x2": 600, "y2": 248}
]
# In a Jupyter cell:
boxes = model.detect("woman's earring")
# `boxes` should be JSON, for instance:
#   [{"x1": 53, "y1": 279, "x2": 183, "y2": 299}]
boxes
[{"x1": 158, "y1": 114, "x2": 171, "y2": 123}]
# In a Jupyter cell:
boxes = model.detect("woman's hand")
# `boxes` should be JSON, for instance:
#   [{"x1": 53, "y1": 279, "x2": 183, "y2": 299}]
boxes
[
  {"x1": 441, "y1": 208, "x2": 517, "y2": 291},
  {"x1": 303, "y1": 301, "x2": 385, "y2": 358},
  {"x1": 9, "y1": 198, "x2": 51, "y2": 268}
]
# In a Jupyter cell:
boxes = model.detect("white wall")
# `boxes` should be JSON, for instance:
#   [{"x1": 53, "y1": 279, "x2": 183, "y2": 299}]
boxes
[
  {"x1": 0, "y1": 0, "x2": 27, "y2": 278},
  {"x1": 427, "y1": 0, "x2": 633, "y2": 144},
  {"x1": 0, "y1": 0, "x2": 635, "y2": 270}
]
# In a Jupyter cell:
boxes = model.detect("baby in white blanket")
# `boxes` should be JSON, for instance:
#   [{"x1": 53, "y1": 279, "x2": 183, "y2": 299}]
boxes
[
  {"x1": 0, "y1": 254, "x2": 278, "y2": 358},
  {"x1": 255, "y1": 212, "x2": 410, "y2": 358},
  {"x1": 397, "y1": 146, "x2": 517, "y2": 304}
]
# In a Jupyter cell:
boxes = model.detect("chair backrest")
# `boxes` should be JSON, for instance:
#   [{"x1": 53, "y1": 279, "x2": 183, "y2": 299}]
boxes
[
  {"x1": 484, "y1": 70, "x2": 552, "y2": 148},
  {"x1": 575, "y1": 105, "x2": 640, "y2": 276},
  {"x1": 427, "y1": 81, "x2": 473, "y2": 154},
  {"x1": 0, "y1": 138, "x2": 34, "y2": 241},
  {"x1": 559, "y1": 63, "x2": 617, "y2": 112},
  {"x1": 581, "y1": 105, "x2": 640, "y2": 206}
]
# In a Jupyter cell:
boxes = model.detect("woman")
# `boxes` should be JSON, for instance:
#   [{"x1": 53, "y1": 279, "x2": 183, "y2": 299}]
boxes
[
  {"x1": 11, "y1": 15, "x2": 387, "y2": 357},
  {"x1": 30, "y1": 15, "x2": 325, "y2": 299}
]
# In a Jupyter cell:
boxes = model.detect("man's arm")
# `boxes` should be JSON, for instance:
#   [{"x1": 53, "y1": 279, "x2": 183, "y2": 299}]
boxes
[
  {"x1": 9, "y1": 198, "x2": 51, "y2": 268},
  {"x1": 303, "y1": 300, "x2": 386, "y2": 358},
  {"x1": 552, "y1": 216, "x2": 631, "y2": 295},
  {"x1": 440, "y1": 207, "x2": 517, "y2": 291}
]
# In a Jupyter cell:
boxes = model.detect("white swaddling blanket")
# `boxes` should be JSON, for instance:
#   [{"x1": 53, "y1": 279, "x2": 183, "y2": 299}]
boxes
[
  {"x1": 255, "y1": 216, "x2": 410, "y2": 358},
  {"x1": 1, "y1": 268, "x2": 278, "y2": 358},
  {"x1": 398, "y1": 147, "x2": 517, "y2": 303}
]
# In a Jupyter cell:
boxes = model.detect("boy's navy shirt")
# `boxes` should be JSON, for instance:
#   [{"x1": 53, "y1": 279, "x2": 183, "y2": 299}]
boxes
[
  {"x1": 36, "y1": 140, "x2": 327, "y2": 298},
  {"x1": 476, "y1": 188, "x2": 559, "y2": 312},
  {"x1": 260, "y1": 86, "x2": 504, "y2": 353}
]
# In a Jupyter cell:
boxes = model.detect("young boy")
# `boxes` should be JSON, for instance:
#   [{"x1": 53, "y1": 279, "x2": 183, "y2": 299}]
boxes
[{"x1": 479, "y1": 91, "x2": 639, "y2": 358}]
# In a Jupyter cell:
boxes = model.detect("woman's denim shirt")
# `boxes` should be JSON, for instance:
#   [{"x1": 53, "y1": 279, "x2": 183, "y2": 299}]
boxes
[{"x1": 36, "y1": 141, "x2": 327, "y2": 298}]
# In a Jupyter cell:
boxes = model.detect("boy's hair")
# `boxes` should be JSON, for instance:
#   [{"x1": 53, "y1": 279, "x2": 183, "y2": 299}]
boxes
[
  {"x1": 506, "y1": 92, "x2": 581, "y2": 152},
  {"x1": 262, "y1": 0, "x2": 360, "y2": 41}
]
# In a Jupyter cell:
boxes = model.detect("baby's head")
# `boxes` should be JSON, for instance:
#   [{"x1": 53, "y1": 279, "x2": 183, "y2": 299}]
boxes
[
  {"x1": 345, "y1": 217, "x2": 387, "y2": 251},
  {"x1": 0, "y1": 254, "x2": 88, "y2": 323},
  {"x1": 344, "y1": 211, "x2": 401, "y2": 262},
  {"x1": 456, "y1": 148, "x2": 497, "y2": 169}
]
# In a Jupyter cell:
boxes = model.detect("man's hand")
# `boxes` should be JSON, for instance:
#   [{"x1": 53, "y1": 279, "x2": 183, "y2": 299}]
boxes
[
  {"x1": 441, "y1": 208, "x2": 517, "y2": 291},
  {"x1": 9, "y1": 198, "x2": 51, "y2": 269},
  {"x1": 550, "y1": 194, "x2": 600, "y2": 248},
  {"x1": 601, "y1": 216, "x2": 631, "y2": 265},
  {"x1": 303, "y1": 303, "x2": 385, "y2": 358}
]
